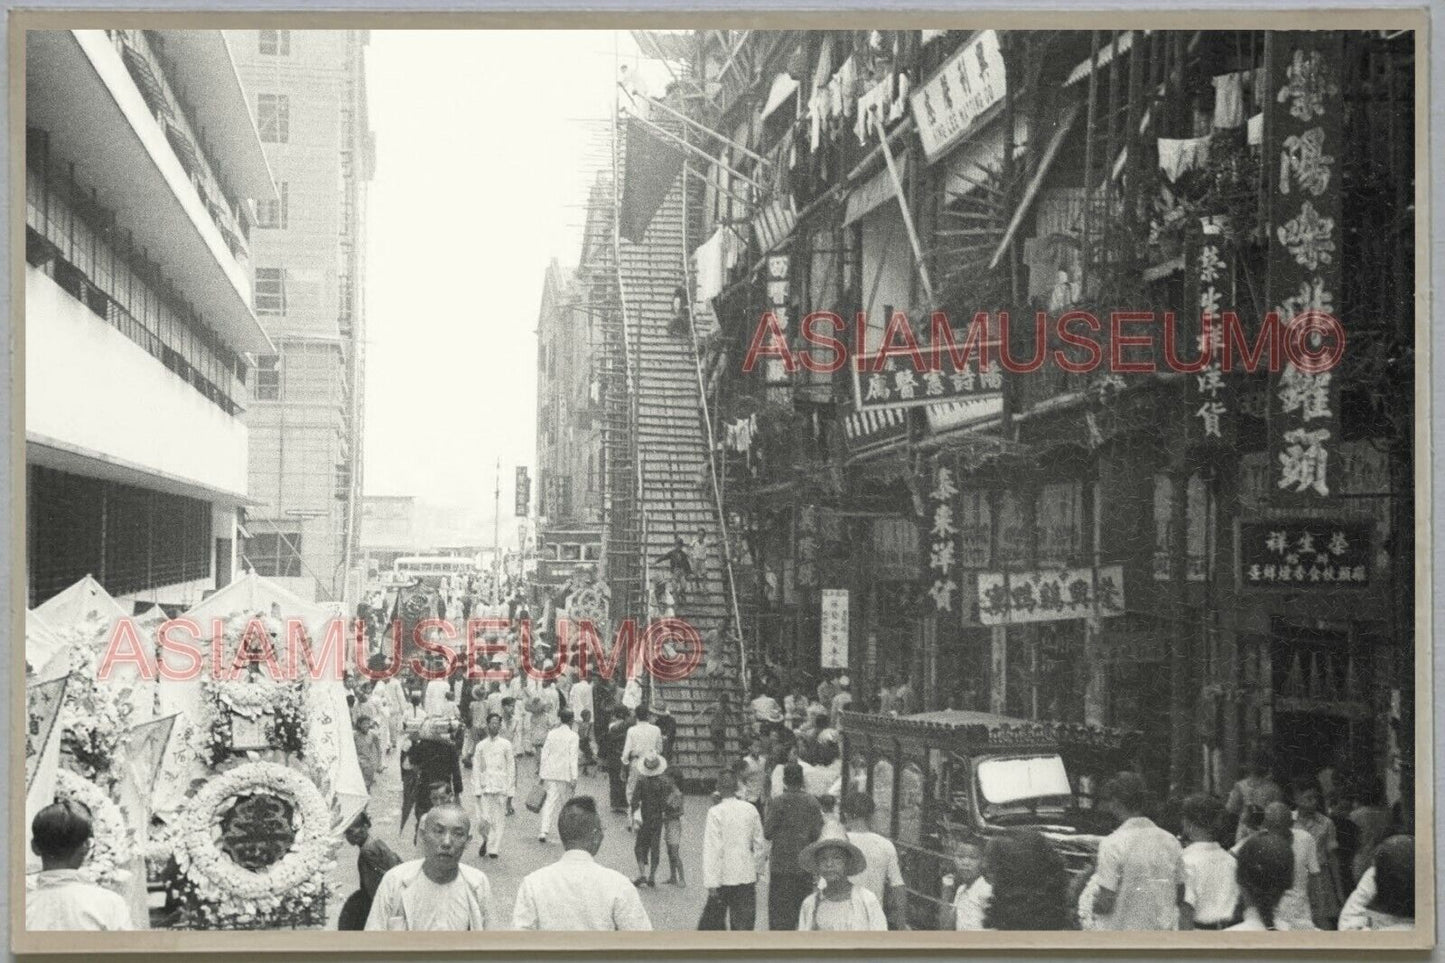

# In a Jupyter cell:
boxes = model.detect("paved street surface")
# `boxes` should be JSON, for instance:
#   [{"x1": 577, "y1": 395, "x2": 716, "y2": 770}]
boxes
[{"x1": 327, "y1": 745, "x2": 760, "y2": 931}]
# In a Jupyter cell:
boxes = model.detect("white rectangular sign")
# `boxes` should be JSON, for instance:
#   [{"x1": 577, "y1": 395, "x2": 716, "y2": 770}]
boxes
[
  {"x1": 910, "y1": 29, "x2": 1007, "y2": 162},
  {"x1": 820, "y1": 588, "x2": 850, "y2": 668}
]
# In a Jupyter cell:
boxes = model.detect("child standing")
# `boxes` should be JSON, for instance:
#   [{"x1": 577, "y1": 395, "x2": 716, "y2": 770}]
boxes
[
  {"x1": 664, "y1": 769, "x2": 687, "y2": 886},
  {"x1": 354, "y1": 715, "x2": 383, "y2": 792},
  {"x1": 1181, "y1": 793, "x2": 1240, "y2": 929}
]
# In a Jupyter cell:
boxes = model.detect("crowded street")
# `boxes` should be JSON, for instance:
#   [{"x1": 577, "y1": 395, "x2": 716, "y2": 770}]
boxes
[{"x1": 18, "y1": 19, "x2": 1423, "y2": 947}]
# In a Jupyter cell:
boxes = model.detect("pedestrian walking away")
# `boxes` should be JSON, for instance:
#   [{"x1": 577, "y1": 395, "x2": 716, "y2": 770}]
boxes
[{"x1": 513, "y1": 796, "x2": 653, "y2": 931}]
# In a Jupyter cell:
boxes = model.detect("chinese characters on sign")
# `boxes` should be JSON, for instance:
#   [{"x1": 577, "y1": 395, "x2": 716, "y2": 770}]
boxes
[
  {"x1": 924, "y1": 464, "x2": 961, "y2": 613},
  {"x1": 910, "y1": 29, "x2": 1007, "y2": 162},
  {"x1": 1238, "y1": 522, "x2": 1370, "y2": 587},
  {"x1": 514, "y1": 466, "x2": 530, "y2": 517},
  {"x1": 820, "y1": 589, "x2": 850, "y2": 669},
  {"x1": 1266, "y1": 32, "x2": 1343, "y2": 502},
  {"x1": 852, "y1": 353, "x2": 1003, "y2": 411},
  {"x1": 976, "y1": 565, "x2": 1126, "y2": 625},
  {"x1": 1185, "y1": 223, "x2": 1236, "y2": 445}
]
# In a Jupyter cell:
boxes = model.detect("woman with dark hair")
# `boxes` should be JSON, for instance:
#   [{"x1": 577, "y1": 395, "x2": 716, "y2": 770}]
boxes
[
  {"x1": 1339, "y1": 835, "x2": 1415, "y2": 930},
  {"x1": 1227, "y1": 832, "x2": 1296, "y2": 930},
  {"x1": 1347, "y1": 776, "x2": 1392, "y2": 885},
  {"x1": 981, "y1": 830, "x2": 1073, "y2": 931}
]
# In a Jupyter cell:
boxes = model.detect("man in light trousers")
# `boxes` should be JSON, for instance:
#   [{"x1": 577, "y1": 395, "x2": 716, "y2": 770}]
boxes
[
  {"x1": 471, "y1": 712, "x2": 515, "y2": 859},
  {"x1": 537, "y1": 707, "x2": 580, "y2": 843}
]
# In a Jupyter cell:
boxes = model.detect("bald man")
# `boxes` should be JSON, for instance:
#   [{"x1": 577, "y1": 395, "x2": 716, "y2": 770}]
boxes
[{"x1": 366, "y1": 805, "x2": 497, "y2": 930}]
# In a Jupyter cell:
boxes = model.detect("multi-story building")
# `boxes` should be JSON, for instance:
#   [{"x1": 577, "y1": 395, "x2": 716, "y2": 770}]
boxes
[
  {"x1": 230, "y1": 28, "x2": 374, "y2": 603},
  {"x1": 534, "y1": 257, "x2": 604, "y2": 589},
  {"x1": 25, "y1": 29, "x2": 276, "y2": 609},
  {"x1": 677, "y1": 28, "x2": 1414, "y2": 801}
]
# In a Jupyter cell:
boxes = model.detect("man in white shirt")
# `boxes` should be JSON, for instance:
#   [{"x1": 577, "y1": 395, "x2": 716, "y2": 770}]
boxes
[
  {"x1": 26, "y1": 802, "x2": 133, "y2": 931},
  {"x1": 514, "y1": 796, "x2": 652, "y2": 931},
  {"x1": 1089, "y1": 772, "x2": 1190, "y2": 931},
  {"x1": 1180, "y1": 793, "x2": 1239, "y2": 929},
  {"x1": 1253, "y1": 802, "x2": 1321, "y2": 930},
  {"x1": 423, "y1": 668, "x2": 453, "y2": 718},
  {"x1": 366, "y1": 805, "x2": 496, "y2": 930},
  {"x1": 620, "y1": 705, "x2": 663, "y2": 823},
  {"x1": 702, "y1": 770, "x2": 766, "y2": 930},
  {"x1": 568, "y1": 674, "x2": 595, "y2": 770},
  {"x1": 537, "y1": 708, "x2": 581, "y2": 843},
  {"x1": 471, "y1": 712, "x2": 515, "y2": 859},
  {"x1": 840, "y1": 790, "x2": 907, "y2": 928}
]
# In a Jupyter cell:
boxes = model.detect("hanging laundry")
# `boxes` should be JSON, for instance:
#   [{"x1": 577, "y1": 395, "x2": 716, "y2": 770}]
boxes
[
  {"x1": 1246, "y1": 112, "x2": 1263, "y2": 146},
  {"x1": 693, "y1": 226, "x2": 730, "y2": 301},
  {"x1": 836, "y1": 55, "x2": 858, "y2": 116},
  {"x1": 1157, "y1": 135, "x2": 1211, "y2": 181},
  {"x1": 854, "y1": 74, "x2": 894, "y2": 145},
  {"x1": 1211, "y1": 71, "x2": 1246, "y2": 128}
]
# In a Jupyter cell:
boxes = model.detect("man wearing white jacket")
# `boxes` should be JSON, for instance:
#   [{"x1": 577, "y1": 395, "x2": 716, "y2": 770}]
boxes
[
  {"x1": 537, "y1": 708, "x2": 581, "y2": 843},
  {"x1": 471, "y1": 712, "x2": 515, "y2": 859}
]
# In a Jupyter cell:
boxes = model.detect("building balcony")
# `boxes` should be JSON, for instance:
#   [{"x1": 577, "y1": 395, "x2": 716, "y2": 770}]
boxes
[
  {"x1": 26, "y1": 28, "x2": 274, "y2": 356},
  {"x1": 27, "y1": 263, "x2": 251, "y2": 503}
]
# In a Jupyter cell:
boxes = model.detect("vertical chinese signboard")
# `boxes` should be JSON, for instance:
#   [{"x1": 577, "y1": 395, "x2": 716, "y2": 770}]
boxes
[
  {"x1": 820, "y1": 589, "x2": 850, "y2": 669},
  {"x1": 924, "y1": 462, "x2": 961, "y2": 613},
  {"x1": 1265, "y1": 32, "x2": 1344, "y2": 503},
  {"x1": 1184, "y1": 222, "x2": 1236, "y2": 447},
  {"x1": 515, "y1": 466, "x2": 530, "y2": 517}
]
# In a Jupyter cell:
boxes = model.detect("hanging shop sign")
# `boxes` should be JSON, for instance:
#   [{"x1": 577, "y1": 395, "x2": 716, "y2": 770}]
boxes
[
  {"x1": 820, "y1": 589, "x2": 850, "y2": 669},
  {"x1": 1238, "y1": 521, "x2": 1371, "y2": 588},
  {"x1": 514, "y1": 466, "x2": 530, "y2": 517},
  {"x1": 1265, "y1": 31, "x2": 1344, "y2": 503},
  {"x1": 852, "y1": 348, "x2": 1002, "y2": 412},
  {"x1": 1183, "y1": 220, "x2": 1237, "y2": 447},
  {"x1": 923, "y1": 463, "x2": 962, "y2": 613},
  {"x1": 910, "y1": 29, "x2": 1007, "y2": 162},
  {"x1": 977, "y1": 565, "x2": 1125, "y2": 626}
]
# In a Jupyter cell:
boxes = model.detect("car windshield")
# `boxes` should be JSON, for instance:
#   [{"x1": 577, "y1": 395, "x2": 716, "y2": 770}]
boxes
[{"x1": 975, "y1": 754, "x2": 1074, "y2": 823}]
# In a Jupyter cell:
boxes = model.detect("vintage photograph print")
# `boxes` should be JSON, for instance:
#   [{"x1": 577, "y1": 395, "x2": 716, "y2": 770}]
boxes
[{"x1": 12, "y1": 13, "x2": 1430, "y2": 954}]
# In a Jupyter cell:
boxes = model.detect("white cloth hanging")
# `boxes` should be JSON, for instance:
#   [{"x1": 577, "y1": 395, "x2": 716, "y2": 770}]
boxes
[
  {"x1": 1157, "y1": 135, "x2": 1211, "y2": 181},
  {"x1": 694, "y1": 227, "x2": 730, "y2": 301},
  {"x1": 1247, "y1": 112, "x2": 1264, "y2": 146},
  {"x1": 1211, "y1": 71, "x2": 1247, "y2": 128}
]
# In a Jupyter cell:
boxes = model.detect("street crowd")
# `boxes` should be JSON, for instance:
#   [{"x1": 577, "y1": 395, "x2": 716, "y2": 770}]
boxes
[{"x1": 24, "y1": 589, "x2": 1417, "y2": 933}]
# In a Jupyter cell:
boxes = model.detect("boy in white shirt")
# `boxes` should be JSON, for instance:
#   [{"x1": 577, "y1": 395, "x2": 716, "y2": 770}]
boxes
[{"x1": 1180, "y1": 793, "x2": 1240, "y2": 929}]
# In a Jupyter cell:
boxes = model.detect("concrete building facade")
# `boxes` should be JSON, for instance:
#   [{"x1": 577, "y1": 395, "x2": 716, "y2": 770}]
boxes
[
  {"x1": 25, "y1": 28, "x2": 276, "y2": 610},
  {"x1": 229, "y1": 28, "x2": 375, "y2": 603}
]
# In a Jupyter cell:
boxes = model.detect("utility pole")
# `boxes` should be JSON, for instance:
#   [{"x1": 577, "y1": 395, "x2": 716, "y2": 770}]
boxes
[{"x1": 493, "y1": 458, "x2": 502, "y2": 603}]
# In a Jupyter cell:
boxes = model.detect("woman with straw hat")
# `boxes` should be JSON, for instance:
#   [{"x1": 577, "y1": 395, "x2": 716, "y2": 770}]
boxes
[
  {"x1": 795, "y1": 828, "x2": 888, "y2": 931},
  {"x1": 632, "y1": 753, "x2": 672, "y2": 888}
]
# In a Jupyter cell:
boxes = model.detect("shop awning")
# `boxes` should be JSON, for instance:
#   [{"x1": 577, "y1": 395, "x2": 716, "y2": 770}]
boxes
[
  {"x1": 844, "y1": 154, "x2": 909, "y2": 227},
  {"x1": 1063, "y1": 31, "x2": 1140, "y2": 87}
]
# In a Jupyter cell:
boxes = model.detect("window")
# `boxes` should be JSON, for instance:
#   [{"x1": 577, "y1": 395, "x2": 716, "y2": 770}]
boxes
[
  {"x1": 258, "y1": 30, "x2": 291, "y2": 56},
  {"x1": 256, "y1": 93, "x2": 290, "y2": 143},
  {"x1": 254, "y1": 267, "x2": 286, "y2": 315},
  {"x1": 245, "y1": 532, "x2": 302, "y2": 578},
  {"x1": 254, "y1": 355, "x2": 280, "y2": 401},
  {"x1": 256, "y1": 182, "x2": 288, "y2": 229}
]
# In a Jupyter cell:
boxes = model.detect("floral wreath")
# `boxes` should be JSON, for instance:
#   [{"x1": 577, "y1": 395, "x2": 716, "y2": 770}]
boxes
[
  {"x1": 53, "y1": 768, "x2": 133, "y2": 889},
  {"x1": 57, "y1": 619, "x2": 136, "y2": 790},
  {"x1": 169, "y1": 762, "x2": 337, "y2": 928},
  {"x1": 194, "y1": 615, "x2": 311, "y2": 767}
]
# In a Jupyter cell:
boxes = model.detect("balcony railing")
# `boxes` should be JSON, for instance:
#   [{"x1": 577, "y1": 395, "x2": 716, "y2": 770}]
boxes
[
  {"x1": 108, "y1": 28, "x2": 253, "y2": 269},
  {"x1": 26, "y1": 129, "x2": 248, "y2": 416}
]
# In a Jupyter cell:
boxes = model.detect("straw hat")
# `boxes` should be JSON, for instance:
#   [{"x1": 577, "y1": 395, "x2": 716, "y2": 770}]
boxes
[
  {"x1": 797, "y1": 828, "x2": 867, "y2": 876},
  {"x1": 638, "y1": 752, "x2": 668, "y2": 776}
]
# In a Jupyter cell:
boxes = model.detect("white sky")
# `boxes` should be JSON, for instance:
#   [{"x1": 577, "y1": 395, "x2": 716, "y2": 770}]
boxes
[{"x1": 361, "y1": 30, "x2": 670, "y2": 538}]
